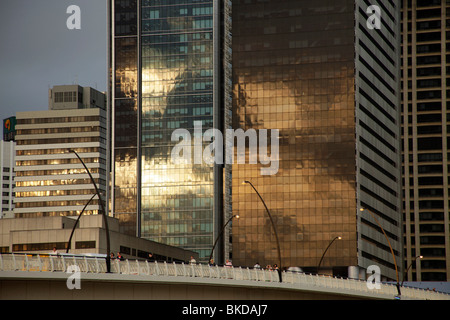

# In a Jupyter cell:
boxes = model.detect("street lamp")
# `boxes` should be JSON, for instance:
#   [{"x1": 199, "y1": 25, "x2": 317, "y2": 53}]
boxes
[
  {"x1": 401, "y1": 255, "x2": 423, "y2": 287},
  {"x1": 242, "y1": 180, "x2": 283, "y2": 282},
  {"x1": 69, "y1": 149, "x2": 111, "y2": 273},
  {"x1": 359, "y1": 207, "x2": 400, "y2": 297},
  {"x1": 209, "y1": 214, "x2": 240, "y2": 265},
  {"x1": 66, "y1": 193, "x2": 97, "y2": 253},
  {"x1": 317, "y1": 236, "x2": 342, "y2": 275}
]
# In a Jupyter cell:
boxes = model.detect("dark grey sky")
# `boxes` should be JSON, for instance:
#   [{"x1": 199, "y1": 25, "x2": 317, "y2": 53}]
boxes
[{"x1": 0, "y1": 0, "x2": 107, "y2": 121}]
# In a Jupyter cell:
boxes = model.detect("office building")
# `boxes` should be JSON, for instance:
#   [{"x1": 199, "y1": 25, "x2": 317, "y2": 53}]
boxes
[
  {"x1": 401, "y1": 0, "x2": 450, "y2": 281},
  {"x1": 1, "y1": 116, "x2": 16, "y2": 218},
  {"x1": 0, "y1": 140, "x2": 15, "y2": 217},
  {"x1": 0, "y1": 214, "x2": 198, "y2": 262},
  {"x1": 109, "y1": 0, "x2": 232, "y2": 262},
  {"x1": 231, "y1": 0, "x2": 403, "y2": 281},
  {"x1": 48, "y1": 84, "x2": 107, "y2": 111},
  {"x1": 13, "y1": 86, "x2": 108, "y2": 219}
]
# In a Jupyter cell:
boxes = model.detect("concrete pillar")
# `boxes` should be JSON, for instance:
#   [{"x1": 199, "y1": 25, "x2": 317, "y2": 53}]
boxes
[{"x1": 348, "y1": 266, "x2": 359, "y2": 279}]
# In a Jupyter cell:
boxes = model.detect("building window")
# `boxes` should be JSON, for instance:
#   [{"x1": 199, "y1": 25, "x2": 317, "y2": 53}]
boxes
[
  {"x1": 12, "y1": 242, "x2": 68, "y2": 251},
  {"x1": 55, "y1": 92, "x2": 64, "y2": 103},
  {"x1": 75, "y1": 241, "x2": 96, "y2": 249},
  {"x1": 119, "y1": 246, "x2": 131, "y2": 255}
]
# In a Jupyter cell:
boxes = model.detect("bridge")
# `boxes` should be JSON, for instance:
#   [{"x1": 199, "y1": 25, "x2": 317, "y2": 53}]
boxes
[{"x1": 0, "y1": 253, "x2": 448, "y2": 300}]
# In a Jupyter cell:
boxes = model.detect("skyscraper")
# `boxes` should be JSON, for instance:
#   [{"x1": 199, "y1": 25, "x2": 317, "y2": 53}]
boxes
[
  {"x1": 109, "y1": 0, "x2": 232, "y2": 261},
  {"x1": 401, "y1": 0, "x2": 450, "y2": 281},
  {"x1": 232, "y1": 0, "x2": 403, "y2": 281},
  {"x1": 13, "y1": 85, "x2": 108, "y2": 218}
]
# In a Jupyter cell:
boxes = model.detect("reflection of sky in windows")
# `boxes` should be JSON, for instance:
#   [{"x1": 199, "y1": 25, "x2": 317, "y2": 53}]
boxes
[{"x1": 139, "y1": 1, "x2": 215, "y2": 255}]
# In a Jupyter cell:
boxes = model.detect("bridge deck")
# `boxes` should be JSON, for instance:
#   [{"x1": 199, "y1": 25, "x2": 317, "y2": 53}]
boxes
[{"x1": 0, "y1": 253, "x2": 448, "y2": 300}]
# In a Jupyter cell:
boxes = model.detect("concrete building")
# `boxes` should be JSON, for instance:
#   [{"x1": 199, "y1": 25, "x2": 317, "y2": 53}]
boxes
[
  {"x1": 0, "y1": 215, "x2": 197, "y2": 262},
  {"x1": 401, "y1": 0, "x2": 450, "y2": 281},
  {"x1": 0, "y1": 139, "x2": 15, "y2": 218},
  {"x1": 48, "y1": 84, "x2": 106, "y2": 111},
  {"x1": 13, "y1": 87, "x2": 109, "y2": 218},
  {"x1": 231, "y1": 0, "x2": 403, "y2": 282}
]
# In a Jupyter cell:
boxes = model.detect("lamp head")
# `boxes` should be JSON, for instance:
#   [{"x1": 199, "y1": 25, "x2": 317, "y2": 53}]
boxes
[{"x1": 242, "y1": 180, "x2": 250, "y2": 185}]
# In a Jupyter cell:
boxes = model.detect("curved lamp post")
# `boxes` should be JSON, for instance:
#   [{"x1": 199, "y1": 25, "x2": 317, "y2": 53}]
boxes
[
  {"x1": 360, "y1": 207, "x2": 400, "y2": 297},
  {"x1": 66, "y1": 193, "x2": 97, "y2": 253},
  {"x1": 208, "y1": 214, "x2": 240, "y2": 265},
  {"x1": 317, "y1": 236, "x2": 342, "y2": 275},
  {"x1": 242, "y1": 180, "x2": 283, "y2": 282},
  {"x1": 401, "y1": 255, "x2": 423, "y2": 287},
  {"x1": 69, "y1": 149, "x2": 111, "y2": 273}
]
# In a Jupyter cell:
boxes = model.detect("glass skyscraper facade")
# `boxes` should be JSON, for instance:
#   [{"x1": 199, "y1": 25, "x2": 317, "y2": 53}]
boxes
[
  {"x1": 111, "y1": 0, "x2": 405, "y2": 278},
  {"x1": 232, "y1": 0, "x2": 403, "y2": 280},
  {"x1": 110, "y1": 0, "x2": 232, "y2": 261}
]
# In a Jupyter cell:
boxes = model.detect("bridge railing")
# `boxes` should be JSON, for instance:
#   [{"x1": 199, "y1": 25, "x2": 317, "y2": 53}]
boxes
[
  {"x1": 1, "y1": 253, "x2": 448, "y2": 300},
  {"x1": 0, "y1": 253, "x2": 109, "y2": 273}
]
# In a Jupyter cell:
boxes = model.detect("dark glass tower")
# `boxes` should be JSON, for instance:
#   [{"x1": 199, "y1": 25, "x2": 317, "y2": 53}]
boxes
[
  {"x1": 110, "y1": 0, "x2": 232, "y2": 262},
  {"x1": 232, "y1": 0, "x2": 403, "y2": 281}
]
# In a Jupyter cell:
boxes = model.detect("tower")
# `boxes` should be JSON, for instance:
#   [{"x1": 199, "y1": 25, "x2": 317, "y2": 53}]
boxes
[
  {"x1": 109, "y1": 0, "x2": 232, "y2": 262},
  {"x1": 232, "y1": 0, "x2": 403, "y2": 281}
]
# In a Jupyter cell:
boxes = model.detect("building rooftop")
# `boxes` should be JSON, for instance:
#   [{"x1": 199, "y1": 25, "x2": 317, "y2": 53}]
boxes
[{"x1": 0, "y1": 215, "x2": 198, "y2": 263}]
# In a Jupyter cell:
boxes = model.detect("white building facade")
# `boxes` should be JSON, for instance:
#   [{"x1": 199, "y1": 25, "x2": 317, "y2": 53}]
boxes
[
  {"x1": 13, "y1": 107, "x2": 108, "y2": 218},
  {"x1": 0, "y1": 140, "x2": 15, "y2": 218}
]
